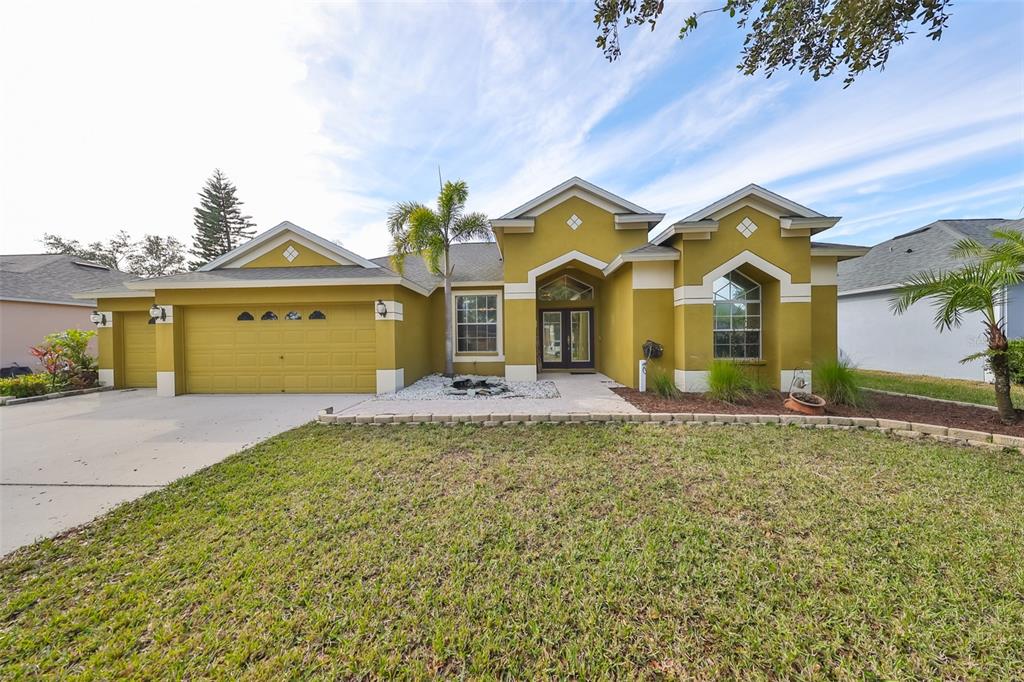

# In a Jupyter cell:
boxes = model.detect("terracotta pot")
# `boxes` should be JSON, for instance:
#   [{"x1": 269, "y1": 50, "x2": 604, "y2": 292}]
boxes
[{"x1": 784, "y1": 392, "x2": 826, "y2": 416}]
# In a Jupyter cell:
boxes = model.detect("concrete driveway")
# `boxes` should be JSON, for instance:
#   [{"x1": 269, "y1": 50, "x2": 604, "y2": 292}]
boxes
[{"x1": 1, "y1": 389, "x2": 368, "y2": 555}]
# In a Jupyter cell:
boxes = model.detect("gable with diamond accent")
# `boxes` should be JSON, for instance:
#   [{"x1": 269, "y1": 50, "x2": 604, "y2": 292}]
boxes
[
  {"x1": 240, "y1": 239, "x2": 348, "y2": 268},
  {"x1": 736, "y1": 217, "x2": 758, "y2": 238},
  {"x1": 566, "y1": 214, "x2": 583, "y2": 230}
]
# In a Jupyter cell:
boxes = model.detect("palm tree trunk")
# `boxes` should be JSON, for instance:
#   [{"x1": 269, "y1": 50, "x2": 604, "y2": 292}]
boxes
[
  {"x1": 987, "y1": 321, "x2": 1017, "y2": 424},
  {"x1": 443, "y1": 247, "x2": 454, "y2": 378}
]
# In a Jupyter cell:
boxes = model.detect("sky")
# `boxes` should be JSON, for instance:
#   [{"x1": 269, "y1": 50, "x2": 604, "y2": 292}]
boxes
[{"x1": 2, "y1": 1, "x2": 1022, "y2": 260}]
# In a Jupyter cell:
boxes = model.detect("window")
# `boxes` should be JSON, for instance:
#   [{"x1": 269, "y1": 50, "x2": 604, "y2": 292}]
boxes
[
  {"x1": 538, "y1": 275, "x2": 593, "y2": 302},
  {"x1": 260, "y1": 311, "x2": 278, "y2": 321},
  {"x1": 285, "y1": 311, "x2": 302, "y2": 320},
  {"x1": 713, "y1": 270, "x2": 761, "y2": 360},
  {"x1": 455, "y1": 294, "x2": 498, "y2": 353},
  {"x1": 309, "y1": 310, "x2": 326, "y2": 320},
  {"x1": 237, "y1": 312, "x2": 254, "y2": 321}
]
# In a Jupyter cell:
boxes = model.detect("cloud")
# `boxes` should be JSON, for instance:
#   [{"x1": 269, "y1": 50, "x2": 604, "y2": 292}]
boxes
[{"x1": 1, "y1": 1, "x2": 1021, "y2": 262}]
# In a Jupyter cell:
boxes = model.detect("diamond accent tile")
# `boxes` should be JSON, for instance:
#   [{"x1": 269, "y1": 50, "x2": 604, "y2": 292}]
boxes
[
  {"x1": 736, "y1": 217, "x2": 758, "y2": 238},
  {"x1": 283, "y1": 245, "x2": 299, "y2": 262},
  {"x1": 566, "y1": 214, "x2": 583, "y2": 230}
]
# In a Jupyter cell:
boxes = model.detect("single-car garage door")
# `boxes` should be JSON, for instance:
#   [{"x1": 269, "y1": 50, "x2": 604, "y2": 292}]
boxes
[
  {"x1": 122, "y1": 311, "x2": 156, "y2": 388},
  {"x1": 183, "y1": 304, "x2": 376, "y2": 393}
]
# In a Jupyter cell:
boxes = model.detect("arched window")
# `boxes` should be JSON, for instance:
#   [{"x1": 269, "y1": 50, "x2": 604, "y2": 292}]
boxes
[
  {"x1": 539, "y1": 275, "x2": 593, "y2": 302},
  {"x1": 713, "y1": 270, "x2": 760, "y2": 360},
  {"x1": 260, "y1": 311, "x2": 278, "y2": 321},
  {"x1": 285, "y1": 311, "x2": 302, "y2": 320},
  {"x1": 237, "y1": 312, "x2": 254, "y2": 321},
  {"x1": 309, "y1": 310, "x2": 326, "y2": 320}
]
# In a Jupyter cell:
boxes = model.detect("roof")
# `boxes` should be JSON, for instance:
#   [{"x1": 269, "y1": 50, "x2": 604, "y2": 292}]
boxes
[
  {"x1": 497, "y1": 177, "x2": 656, "y2": 220},
  {"x1": 124, "y1": 264, "x2": 402, "y2": 289},
  {"x1": 0, "y1": 254, "x2": 138, "y2": 305},
  {"x1": 603, "y1": 243, "x2": 680, "y2": 276},
  {"x1": 372, "y1": 242, "x2": 504, "y2": 287},
  {"x1": 837, "y1": 219, "x2": 1023, "y2": 294},
  {"x1": 651, "y1": 184, "x2": 840, "y2": 245},
  {"x1": 198, "y1": 221, "x2": 381, "y2": 271}
]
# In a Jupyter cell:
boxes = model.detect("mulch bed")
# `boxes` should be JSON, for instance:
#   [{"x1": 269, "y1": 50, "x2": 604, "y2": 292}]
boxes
[{"x1": 613, "y1": 387, "x2": 1024, "y2": 438}]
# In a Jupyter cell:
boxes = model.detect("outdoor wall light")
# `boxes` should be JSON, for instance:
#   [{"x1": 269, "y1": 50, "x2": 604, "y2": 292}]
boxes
[
  {"x1": 375, "y1": 300, "x2": 388, "y2": 319},
  {"x1": 89, "y1": 311, "x2": 107, "y2": 326},
  {"x1": 149, "y1": 304, "x2": 166, "y2": 321}
]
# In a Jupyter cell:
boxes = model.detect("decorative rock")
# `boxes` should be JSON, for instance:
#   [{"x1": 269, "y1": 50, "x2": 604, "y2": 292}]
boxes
[
  {"x1": 827, "y1": 416, "x2": 853, "y2": 426},
  {"x1": 803, "y1": 415, "x2": 829, "y2": 424},
  {"x1": 968, "y1": 439, "x2": 1005, "y2": 451},
  {"x1": 757, "y1": 415, "x2": 781, "y2": 424},
  {"x1": 714, "y1": 414, "x2": 736, "y2": 423},
  {"x1": 373, "y1": 415, "x2": 394, "y2": 424},
  {"x1": 549, "y1": 413, "x2": 570, "y2": 422},
  {"x1": 780, "y1": 415, "x2": 805, "y2": 425},
  {"x1": 590, "y1": 413, "x2": 612, "y2": 422},
  {"x1": 895, "y1": 430, "x2": 925, "y2": 439},
  {"x1": 692, "y1": 413, "x2": 716, "y2": 423},
  {"x1": 876, "y1": 418, "x2": 911, "y2": 430},
  {"x1": 530, "y1": 414, "x2": 550, "y2": 422},
  {"x1": 670, "y1": 413, "x2": 695, "y2": 422},
  {"x1": 570, "y1": 413, "x2": 590, "y2": 422},
  {"x1": 649, "y1": 413, "x2": 673, "y2": 422},
  {"x1": 733, "y1": 414, "x2": 760, "y2": 423},
  {"x1": 630, "y1": 413, "x2": 651, "y2": 422},
  {"x1": 355, "y1": 415, "x2": 375, "y2": 424}
]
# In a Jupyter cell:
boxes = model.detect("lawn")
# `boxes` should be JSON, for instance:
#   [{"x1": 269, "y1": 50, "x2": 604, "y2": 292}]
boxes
[
  {"x1": 854, "y1": 368, "x2": 1024, "y2": 408},
  {"x1": 2, "y1": 424, "x2": 1023, "y2": 678}
]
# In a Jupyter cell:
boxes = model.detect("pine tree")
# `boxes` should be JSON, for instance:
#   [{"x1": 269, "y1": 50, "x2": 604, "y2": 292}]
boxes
[{"x1": 189, "y1": 169, "x2": 256, "y2": 269}]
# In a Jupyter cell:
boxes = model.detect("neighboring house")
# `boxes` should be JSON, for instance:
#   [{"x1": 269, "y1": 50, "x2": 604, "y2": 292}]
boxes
[
  {"x1": 0, "y1": 254, "x2": 136, "y2": 372},
  {"x1": 838, "y1": 219, "x2": 1024, "y2": 381},
  {"x1": 78, "y1": 178, "x2": 866, "y2": 396}
]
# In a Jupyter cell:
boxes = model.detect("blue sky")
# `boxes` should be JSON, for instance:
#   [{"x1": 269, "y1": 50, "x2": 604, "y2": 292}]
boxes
[{"x1": 2, "y1": 1, "x2": 1022, "y2": 258}]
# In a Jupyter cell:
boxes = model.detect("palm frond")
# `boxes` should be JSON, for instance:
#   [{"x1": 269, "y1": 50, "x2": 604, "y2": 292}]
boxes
[
  {"x1": 451, "y1": 212, "x2": 492, "y2": 243},
  {"x1": 436, "y1": 181, "x2": 469, "y2": 234}
]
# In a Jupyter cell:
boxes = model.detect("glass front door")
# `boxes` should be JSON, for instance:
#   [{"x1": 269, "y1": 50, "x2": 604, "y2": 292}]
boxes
[{"x1": 539, "y1": 308, "x2": 594, "y2": 369}]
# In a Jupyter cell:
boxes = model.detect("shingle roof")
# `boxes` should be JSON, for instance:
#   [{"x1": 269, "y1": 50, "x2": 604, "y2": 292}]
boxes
[
  {"x1": 0, "y1": 254, "x2": 138, "y2": 305},
  {"x1": 837, "y1": 219, "x2": 1022, "y2": 293},
  {"x1": 371, "y1": 242, "x2": 503, "y2": 287}
]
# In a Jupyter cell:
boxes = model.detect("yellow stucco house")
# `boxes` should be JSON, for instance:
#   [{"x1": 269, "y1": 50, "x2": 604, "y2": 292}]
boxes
[{"x1": 77, "y1": 178, "x2": 866, "y2": 396}]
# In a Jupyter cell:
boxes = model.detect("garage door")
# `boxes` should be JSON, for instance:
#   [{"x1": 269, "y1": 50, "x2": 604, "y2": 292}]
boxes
[
  {"x1": 183, "y1": 304, "x2": 377, "y2": 393},
  {"x1": 122, "y1": 311, "x2": 156, "y2": 388}
]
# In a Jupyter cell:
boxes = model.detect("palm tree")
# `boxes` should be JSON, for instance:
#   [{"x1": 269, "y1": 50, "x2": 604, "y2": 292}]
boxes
[
  {"x1": 387, "y1": 180, "x2": 490, "y2": 377},
  {"x1": 890, "y1": 230, "x2": 1024, "y2": 424}
]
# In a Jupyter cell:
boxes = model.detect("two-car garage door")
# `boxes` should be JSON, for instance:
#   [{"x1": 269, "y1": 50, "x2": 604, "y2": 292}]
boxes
[{"x1": 183, "y1": 304, "x2": 377, "y2": 393}]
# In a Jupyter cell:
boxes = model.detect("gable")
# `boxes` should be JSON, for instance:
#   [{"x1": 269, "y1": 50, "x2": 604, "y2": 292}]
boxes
[
  {"x1": 200, "y1": 221, "x2": 380, "y2": 271},
  {"x1": 501, "y1": 195, "x2": 649, "y2": 282},
  {"x1": 239, "y1": 238, "x2": 350, "y2": 268}
]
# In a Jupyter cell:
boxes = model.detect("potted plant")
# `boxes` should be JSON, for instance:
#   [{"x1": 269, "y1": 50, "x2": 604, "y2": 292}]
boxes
[{"x1": 783, "y1": 375, "x2": 826, "y2": 415}]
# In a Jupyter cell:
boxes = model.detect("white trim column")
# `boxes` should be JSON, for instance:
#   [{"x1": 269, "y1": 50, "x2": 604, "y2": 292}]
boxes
[
  {"x1": 376, "y1": 368, "x2": 405, "y2": 394},
  {"x1": 157, "y1": 371, "x2": 176, "y2": 397}
]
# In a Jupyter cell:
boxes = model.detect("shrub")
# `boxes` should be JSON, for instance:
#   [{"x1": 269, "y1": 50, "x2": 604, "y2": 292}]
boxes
[
  {"x1": 44, "y1": 329, "x2": 97, "y2": 371},
  {"x1": 706, "y1": 360, "x2": 753, "y2": 403},
  {"x1": 814, "y1": 357, "x2": 863, "y2": 406},
  {"x1": 647, "y1": 366, "x2": 679, "y2": 398},
  {"x1": 0, "y1": 374, "x2": 51, "y2": 398},
  {"x1": 1008, "y1": 339, "x2": 1024, "y2": 385}
]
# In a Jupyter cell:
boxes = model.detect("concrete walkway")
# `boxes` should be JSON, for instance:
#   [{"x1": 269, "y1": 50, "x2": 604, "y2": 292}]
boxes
[
  {"x1": 334, "y1": 372, "x2": 638, "y2": 416},
  {"x1": 1, "y1": 389, "x2": 367, "y2": 555}
]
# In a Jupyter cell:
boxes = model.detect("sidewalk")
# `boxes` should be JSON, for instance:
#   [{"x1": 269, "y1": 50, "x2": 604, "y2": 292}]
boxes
[{"x1": 333, "y1": 372, "x2": 639, "y2": 417}]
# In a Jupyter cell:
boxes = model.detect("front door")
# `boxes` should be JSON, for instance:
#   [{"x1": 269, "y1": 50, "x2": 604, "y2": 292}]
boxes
[{"x1": 539, "y1": 308, "x2": 594, "y2": 369}]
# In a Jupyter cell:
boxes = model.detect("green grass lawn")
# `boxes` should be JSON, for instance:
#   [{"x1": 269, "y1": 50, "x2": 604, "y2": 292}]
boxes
[
  {"x1": 854, "y1": 368, "x2": 1024, "y2": 408},
  {"x1": 3, "y1": 424, "x2": 1023, "y2": 678}
]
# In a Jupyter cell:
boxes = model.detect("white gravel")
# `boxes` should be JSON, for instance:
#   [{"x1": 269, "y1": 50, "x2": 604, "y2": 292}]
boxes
[{"x1": 376, "y1": 374, "x2": 559, "y2": 401}]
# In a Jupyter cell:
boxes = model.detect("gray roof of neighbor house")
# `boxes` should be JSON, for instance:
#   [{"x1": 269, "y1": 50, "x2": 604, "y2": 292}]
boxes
[
  {"x1": 837, "y1": 219, "x2": 1024, "y2": 293},
  {"x1": 0, "y1": 254, "x2": 138, "y2": 305},
  {"x1": 372, "y1": 242, "x2": 504, "y2": 287}
]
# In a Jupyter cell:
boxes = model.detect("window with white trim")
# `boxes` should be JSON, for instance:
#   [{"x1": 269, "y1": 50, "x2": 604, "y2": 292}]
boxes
[
  {"x1": 713, "y1": 270, "x2": 761, "y2": 360},
  {"x1": 455, "y1": 294, "x2": 498, "y2": 353}
]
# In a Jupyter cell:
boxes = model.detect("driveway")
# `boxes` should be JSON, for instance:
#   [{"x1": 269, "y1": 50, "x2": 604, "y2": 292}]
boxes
[{"x1": 1, "y1": 389, "x2": 368, "y2": 555}]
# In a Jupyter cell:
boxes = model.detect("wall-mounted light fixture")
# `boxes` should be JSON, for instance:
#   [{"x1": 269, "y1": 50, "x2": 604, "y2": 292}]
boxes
[
  {"x1": 89, "y1": 311, "x2": 107, "y2": 326},
  {"x1": 375, "y1": 300, "x2": 388, "y2": 319},
  {"x1": 149, "y1": 304, "x2": 166, "y2": 321}
]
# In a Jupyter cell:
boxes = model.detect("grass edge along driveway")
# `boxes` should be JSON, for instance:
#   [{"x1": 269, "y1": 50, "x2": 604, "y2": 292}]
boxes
[{"x1": 2, "y1": 423, "x2": 1022, "y2": 678}]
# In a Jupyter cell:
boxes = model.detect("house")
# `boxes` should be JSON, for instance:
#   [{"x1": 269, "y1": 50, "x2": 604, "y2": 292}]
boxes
[
  {"x1": 77, "y1": 178, "x2": 866, "y2": 396},
  {"x1": 0, "y1": 254, "x2": 137, "y2": 373},
  {"x1": 838, "y1": 219, "x2": 1024, "y2": 380}
]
